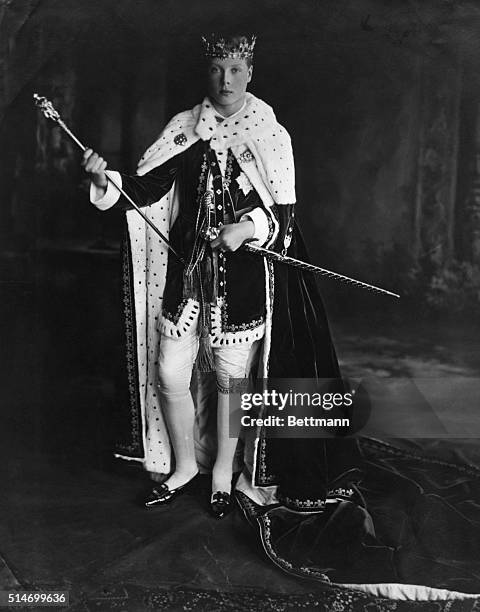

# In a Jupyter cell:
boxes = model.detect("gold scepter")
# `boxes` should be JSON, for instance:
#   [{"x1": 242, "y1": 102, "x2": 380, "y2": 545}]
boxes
[
  {"x1": 33, "y1": 93, "x2": 185, "y2": 263},
  {"x1": 34, "y1": 93, "x2": 399, "y2": 298}
]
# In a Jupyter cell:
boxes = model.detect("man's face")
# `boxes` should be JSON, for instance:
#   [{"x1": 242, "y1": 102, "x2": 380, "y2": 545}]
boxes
[{"x1": 206, "y1": 57, "x2": 253, "y2": 112}]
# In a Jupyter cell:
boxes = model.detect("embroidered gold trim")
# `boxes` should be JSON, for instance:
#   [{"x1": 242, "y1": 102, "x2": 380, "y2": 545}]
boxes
[
  {"x1": 277, "y1": 494, "x2": 329, "y2": 510},
  {"x1": 159, "y1": 299, "x2": 200, "y2": 337},
  {"x1": 210, "y1": 302, "x2": 265, "y2": 345},
  {"x1": 118, "y1": 237, "x2": 142, "y2": 455}
]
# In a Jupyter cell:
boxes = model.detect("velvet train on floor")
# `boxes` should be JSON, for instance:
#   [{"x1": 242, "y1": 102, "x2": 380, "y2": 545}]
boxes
[{"x1": 237, "y1": 436, "x2": 480, "y2": 603}]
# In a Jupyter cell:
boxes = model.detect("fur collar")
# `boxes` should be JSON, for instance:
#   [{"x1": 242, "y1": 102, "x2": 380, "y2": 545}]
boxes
[{"x1": 137, "y1": 93, "x2": 295, "y2": 205}]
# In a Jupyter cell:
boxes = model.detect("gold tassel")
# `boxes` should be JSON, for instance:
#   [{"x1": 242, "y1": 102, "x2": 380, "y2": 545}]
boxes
[
  {"x1": 195, "y1": 300, "x2": 215, "y2": 372},
  {"x1": 196, "y1": 329, "x2": 215, "y2": 372}
]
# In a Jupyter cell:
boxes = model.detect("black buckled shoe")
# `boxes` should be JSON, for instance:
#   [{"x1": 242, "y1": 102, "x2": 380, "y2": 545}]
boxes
[
  {"x1": 210, "y1": 491, "x2": 233, "y2": 519},
  {"x1": 144, "y1": 473, "x2": 199, "y2": 508}
]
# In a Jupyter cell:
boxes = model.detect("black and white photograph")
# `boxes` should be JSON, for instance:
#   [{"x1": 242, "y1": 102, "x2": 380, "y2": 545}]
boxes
[{"x1": 1, "y1": 1, "x2": 480, "y2": 610}]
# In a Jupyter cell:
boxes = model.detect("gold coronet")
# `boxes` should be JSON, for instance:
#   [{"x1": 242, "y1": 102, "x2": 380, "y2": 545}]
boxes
[{"x1": 201, "y1": 34, "x2": 256, "y2": 60}]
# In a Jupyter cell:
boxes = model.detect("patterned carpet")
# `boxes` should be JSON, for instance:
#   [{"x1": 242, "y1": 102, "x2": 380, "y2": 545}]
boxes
[{"x1": 65, "y1": 584, "x2": 480, "y2": 611}]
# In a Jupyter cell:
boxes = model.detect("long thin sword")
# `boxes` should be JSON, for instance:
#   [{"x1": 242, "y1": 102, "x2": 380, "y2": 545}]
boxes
[
  {"x1": 34, "y1": 93, "x2": 399, "y2": 298},
  {"x1": 244, "y1": 244, "x2": 400, "y2": 298}
]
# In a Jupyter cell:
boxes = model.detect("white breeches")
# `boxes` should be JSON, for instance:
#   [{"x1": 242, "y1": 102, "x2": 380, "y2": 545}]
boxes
[{"x1": 157, "y1": 323, "x2": 259, "y2": 397}]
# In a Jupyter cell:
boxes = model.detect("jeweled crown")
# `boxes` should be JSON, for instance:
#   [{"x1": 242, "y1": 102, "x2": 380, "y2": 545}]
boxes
[{"x1": 201, "y1": 34, "x2": 256, "y2": 60}]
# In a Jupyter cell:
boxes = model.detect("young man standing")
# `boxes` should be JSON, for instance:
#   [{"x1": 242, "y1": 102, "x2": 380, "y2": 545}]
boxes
[
  {"x1": 83, "y1": 34, "x2": 299, "y2": 518},
  {"x1": 83, "y1": 34, "x2": 349, "y2": 521}
]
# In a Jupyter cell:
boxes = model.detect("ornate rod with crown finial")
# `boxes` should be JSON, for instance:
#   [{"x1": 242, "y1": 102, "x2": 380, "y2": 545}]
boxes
[
  {"x1": 33, "y1": 93, "x2": 185, "y2": 263},
  {"x1": 33, "y1": 93, "x2": 399, "y2": 298}
]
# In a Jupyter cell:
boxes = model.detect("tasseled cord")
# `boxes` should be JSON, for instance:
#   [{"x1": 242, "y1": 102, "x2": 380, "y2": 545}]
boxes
[
  {"x1": 183, "y1": 252, "x2": 216, "y2": 373},
  {"x1": 182, "y1": 184, "x2": 217, "y2": 373},
  {"x1": 195, "y1": 282, "x2": 215, "y2": 372}
]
